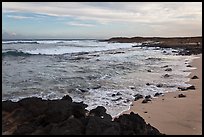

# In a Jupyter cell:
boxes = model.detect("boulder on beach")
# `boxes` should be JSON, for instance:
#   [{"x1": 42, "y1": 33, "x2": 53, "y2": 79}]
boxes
[
  {"x1": 145, "y1": 95, "x2": 151, "y2": 99},
  {"x1": 191, "y1": 75, "x2": 199, "y2": 79},
  {"x1": 154, "y1": 92, "x2": 163, "y2": 97},
  {"x1": 134, "y1": 94, "x2": 143, "y2": 101},
  {"x1": 178, "y1": 85, "x2": 196, "y2": 91},
  {"x1": 114, "y1": 112, "x2": 162, "y2": 135},
  {"x1": 186, "y1": 65, "x2": 192, "y2": 67},
  {"x1": 178, "y1": 94, "x2": 186, "y2": 98},
  {"x1": 187, "y1": 85, "x2": 196, "y2": 90},
  {"x1": 142, "y1": 98, "x2": 151, "y2": 103}
]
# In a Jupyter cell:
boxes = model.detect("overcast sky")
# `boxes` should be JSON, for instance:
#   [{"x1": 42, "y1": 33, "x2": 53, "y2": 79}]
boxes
[{"x1": 2, "y1": 2, "x2": 202, "y2": 39}]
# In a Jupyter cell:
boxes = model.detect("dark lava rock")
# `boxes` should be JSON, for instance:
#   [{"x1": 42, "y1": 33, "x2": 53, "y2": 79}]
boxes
[
  {"x1": 165, "y1": 68, "x2": 172, "y2": 71},
  {"x1": 85, "y1": 116, "x2": 120, "y2": 135},
  {"x1": 124, "y1": 99, "x2": 130, "y2": 103},
  {"x1": 142, "y1": 98, "x2": 151, "y2": 103},
  {"x1": 191, "y1": 75, "x2": 199, "y2": 79},
  {"x1": 13, "y1": 122, "x2": 37, "y2": 135},
  {"x1": 161, "y1": 65, "x2": 168, "y2": 68},
  {"x1": 145, "y1": 95, "x2": 151, "y2": 99},
  {"x1": 178, "y1": 94, "x2": 186, "y2": 98},
  {"x1": 112, "y1": 92, "x2": 122, "y2": 97},
  {"x1": 154, "y1": 92, "x2": 163, "y2": 97},
  {"x1": 71, "y1": 102, "x2": 88, "y2": 118},
  {"x1": 134, "y1": 94, "x2": 143, "y2": 101},
  {"x1": 156, "y1": 84, "x2": 163, "y2": 88},
  {"x1": 49, "y1": 117, "x2": 84, "y2": 135},
  {"x1": 146, "y1": 83, "x2": 150, "y2": 86},
  {"x1": 44, "y1": 100, "x2": 73, "y2": 123},
  {"x1": 132, "y1": 45, "x2": 138, "y2": 47},
  {"x1": 62, "y1": 95, "x2": 72, "y2": 102},
  {"x1": 186, "y1": 65, "x2": 192, "y2": 67},
  {"x1": 2, "y1": 95, "x2": 163, "y2": 135},
  {"x1": 178, "y1": 50, "x2": 191, "y2": 56},
  {"x1": 89, "y1": 106, "x2": 106, "y2": 116},
  {"x1": 114, "y1": 112, "x2": 162, "y2": 135},
  {"x1": 79, "y1": 88, "x2": 89, "y2": 93},
  {"x1": 163, "y1": 74, "x2": 170, "y2": 78},
  {"x1": 112, "y1": 94, "x2": 116, "y2": 97},
  {"x1": 2, "y1": 100, "x2": 20, "y2": 112},
  {"x1": 187, "y1": 85, "x2": 196, "y2": 90},
  {"x1": 89, "y1": 106, "x2": 112, "y2": 121},
  {"x1": 178, "y1": 87, "x2": 186, "y2": 91},
  {"x1": 18, "y1": 97, "x2": 49, "y2": 117},
  {"x1": 178, "y1": 85, "x2": 196, "y2": 91}
]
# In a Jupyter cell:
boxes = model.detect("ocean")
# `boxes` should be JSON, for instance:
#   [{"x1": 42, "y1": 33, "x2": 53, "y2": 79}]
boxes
[{"x1": 2, "y1": 39, "x2": 197, "y2": 117}]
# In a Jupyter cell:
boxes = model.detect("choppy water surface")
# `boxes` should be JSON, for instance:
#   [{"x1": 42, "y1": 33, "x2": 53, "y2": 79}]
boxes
[{"x1": 2, "y1": 39, "x2": 197, "y2": 117}]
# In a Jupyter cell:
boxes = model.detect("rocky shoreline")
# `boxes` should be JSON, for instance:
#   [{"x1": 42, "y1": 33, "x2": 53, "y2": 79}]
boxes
[
  {"x1": 2, "y1": 36, "x2": 202, "y2": 135},
  {"x1": 2, "y1": 95, "x2": 163, "y2": 135},
  {"x1": 100, "y1": 36, "x2": 202, "y2": 55}
]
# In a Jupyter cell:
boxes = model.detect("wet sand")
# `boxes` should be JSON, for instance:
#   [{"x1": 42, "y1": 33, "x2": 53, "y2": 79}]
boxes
[{"x1": 123, "y1": 54, "x2": 202, "y2": 135}]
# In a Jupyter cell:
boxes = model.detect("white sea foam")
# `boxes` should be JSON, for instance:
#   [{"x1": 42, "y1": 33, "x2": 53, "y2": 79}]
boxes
[{"x1": 24, "y1": 42, "x2": 137, "y2": 55}]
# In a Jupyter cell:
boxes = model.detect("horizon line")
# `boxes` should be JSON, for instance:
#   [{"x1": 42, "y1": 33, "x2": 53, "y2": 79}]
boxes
[{"x1": 2, "y1": 35, "x2": 202, "y2": 40}]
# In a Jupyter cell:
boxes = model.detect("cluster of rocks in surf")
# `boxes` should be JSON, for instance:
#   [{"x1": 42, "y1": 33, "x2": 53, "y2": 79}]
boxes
[{"x1": 2, "y1": 95, "x2": 163, "y2": 135}]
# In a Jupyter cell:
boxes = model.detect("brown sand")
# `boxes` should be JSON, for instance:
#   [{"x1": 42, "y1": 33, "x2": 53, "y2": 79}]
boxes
[{"x1": 123, "y1": 54, "x2": 202, "y2": 135}]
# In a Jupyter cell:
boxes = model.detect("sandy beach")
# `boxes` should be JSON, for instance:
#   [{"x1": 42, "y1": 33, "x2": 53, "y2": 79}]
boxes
[{"x1": 123, "y1": 54, "x2": 202, "y2": 135}]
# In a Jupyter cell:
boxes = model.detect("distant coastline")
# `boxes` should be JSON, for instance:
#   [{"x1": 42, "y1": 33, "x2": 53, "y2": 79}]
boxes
[
  {"x1": 101, "y1": 36, "x2": 202, "y2": 43},
  {"x1": 101, "y1": 36, "x2": 202, "y2": 55}
]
